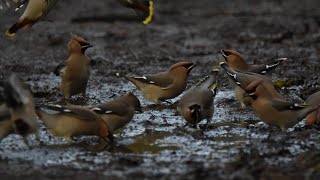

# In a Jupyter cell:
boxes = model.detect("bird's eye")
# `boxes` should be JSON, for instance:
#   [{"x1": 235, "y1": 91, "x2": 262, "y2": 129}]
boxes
[
  {"x1": 78, "y1": 41, "x2": 90, "y2": 47},
  {"x1": 251, "y1": 95, "x2": 258, "y2": 100}
]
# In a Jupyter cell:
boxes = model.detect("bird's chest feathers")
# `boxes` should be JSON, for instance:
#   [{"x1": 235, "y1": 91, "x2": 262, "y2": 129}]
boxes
[{"x1": 67, "y1": 56, "x2": 90, "y2": 76}]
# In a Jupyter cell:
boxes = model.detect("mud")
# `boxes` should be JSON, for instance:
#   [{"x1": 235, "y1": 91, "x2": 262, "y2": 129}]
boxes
[{"x1": 0, "y1": 0, "x2": 320, "y2": 179}]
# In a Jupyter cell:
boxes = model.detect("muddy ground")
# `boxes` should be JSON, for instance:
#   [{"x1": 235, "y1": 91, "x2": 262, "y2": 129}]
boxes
[{"x1": 0, "y1": 0, "x2": 320, "y2": 179}]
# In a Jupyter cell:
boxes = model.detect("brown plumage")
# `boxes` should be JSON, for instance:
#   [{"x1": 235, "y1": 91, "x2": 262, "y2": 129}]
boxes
[
  {"x1": 177, "y1": 69, "x2": 219, "y2": 126},
  {"x1": 220, "y1": 50, "x2": 286, "y2": 108},
  {"x1": 60, "y1": 34, "x2": 93, "y2": 99},
  {"x1": 36, "y1": 104, "x2": 113, "y2": 144},
  {"x1": 305, "y1": 91, "x2": 320, "y2": 125},
  {"x1": 125, "y1": 61, "x2": 196, "y2": 103},
  {"x1": 220, "y1": 62, "x2": 283, "y2": 105},
  {"x1": 220, "y1": 49, "x2": 286, "y2": 73},
  {"x1": 91, "y1": 92, "x2": 142, "y2": 133},
  {"x1": 227, "y1": 72, "x2": 319, "y2": 130}
]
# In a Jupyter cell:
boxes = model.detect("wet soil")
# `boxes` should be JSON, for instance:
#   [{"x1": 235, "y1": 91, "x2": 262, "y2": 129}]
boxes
[{"x1": 0, "y1": 0, "x2": 320, "y2": 179}]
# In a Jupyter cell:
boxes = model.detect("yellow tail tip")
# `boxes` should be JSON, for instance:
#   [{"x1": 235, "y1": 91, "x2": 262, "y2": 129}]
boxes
[
  {"x1": 219, "y1": 61, "x2": 226, "y2": 65},
  {"x1": 212, "y1": 68, "x2": 219, "y2": 72},
  {"x1": 143, "y1": 0, "x2": 153, "y2": 25},
  {"x1": 5, "y1": 30, "x2": 15, "y2": 37},
  {"x1": 211, "y1": 83, "x2": 217, "y2": 91}
]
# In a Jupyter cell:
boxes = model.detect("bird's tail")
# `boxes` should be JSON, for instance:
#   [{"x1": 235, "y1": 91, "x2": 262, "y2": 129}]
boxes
[
  {"x1": 264, "y1": 57, "x2": 287, "y2": 72},
  {"x1": 5, "y1": 18, "x2": 32, "y2": 37},
  {"x1": 142, "y1": 0, "x2": 154, "y2": 25}
]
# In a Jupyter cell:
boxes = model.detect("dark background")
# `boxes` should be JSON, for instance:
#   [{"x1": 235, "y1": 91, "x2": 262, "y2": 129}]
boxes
[{"x1": 0, "y1": 0, "x2": 320, "y2": 179}]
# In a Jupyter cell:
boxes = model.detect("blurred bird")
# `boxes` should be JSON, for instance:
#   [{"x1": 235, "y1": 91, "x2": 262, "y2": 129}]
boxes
[
  {"x1": 226, "y1": 72, "x2": 319, "y2": 130},
  {"x1": 0, "y1": 104, "x2": 13, "y2": 140},
  {"x1": 305, "y1": 91, "x2": 320, "y2": 126},
  {"x1": 6, "y1": 0, "x2": 59, "y2": 36},
  {"x1": 116, "y1": 0, "x2": 154, "y2": 24},
  {"x1": 2, "y1": 74, "x2": 39, "y2": 144},
  {"x1": 91, "y1": 92, "x2": 142, "y2": 133},
  {"x1": 220, "y1": 50, "x2": 286, "y2": 108},
  {"x1": 125, "y1": 61, "x2": 196, "y2": 104},
  {"x1": 177, "y1": 68, "x2": 219, "y2": 127},
  {"x1": 36, "y1": 104, "x2": 113, "y2": 144},
  {"x1": 57, "y1": 34, "x2": 93, "y2": 99}
]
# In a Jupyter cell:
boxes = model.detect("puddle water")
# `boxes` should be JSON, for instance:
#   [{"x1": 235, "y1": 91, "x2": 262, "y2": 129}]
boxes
[{"x1": 1, "y1": 82, "x2": 318, "y2": 178}]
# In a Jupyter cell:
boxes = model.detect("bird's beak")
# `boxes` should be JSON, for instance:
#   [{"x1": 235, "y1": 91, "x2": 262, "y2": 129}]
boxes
[
  {"x1": 82, "y1": 44, "x2": 93, "y2": 49},
  {"x1": 81, "y1": 44, "x2": 93, "y2": 52},
  {"x1": 187, "y1": 64, "x2": 196, "y2": 73}
]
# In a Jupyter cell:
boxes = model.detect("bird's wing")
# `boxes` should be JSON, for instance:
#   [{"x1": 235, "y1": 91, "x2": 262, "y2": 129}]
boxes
[
  {"x1": 53, "y1": 61, "x2": 67, "y2": 76},
  {"x1": 91, "y1": 101, "x2": 129, "y2": 116},
  {"x1": 199, "y1": 90, "x2": 215, "y2": 109},
  {"x1": 127, "y1": 72, "x2": 173, "y2": 88},
  {"x1": 39, "y1": 105, "x2": 98, "y2": 121},
  {"x1": 271, "y1": 99, "x2": 307, "y2": 111},
  {"x1": 248, "y1": 58, "x2": 287, "y2": 74}
]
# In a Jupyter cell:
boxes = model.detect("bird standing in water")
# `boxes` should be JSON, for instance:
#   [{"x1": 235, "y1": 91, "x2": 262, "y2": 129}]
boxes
[
  {"x1": 177, "y1": 69, "x2": 219, "y2": 127},
  {"x1": 58, "y1": 34, "x2": 93, "y2": 99},
  {"x1": 91, "y1": 92, "x2": 142, "y2": 133},
  {"x1": 36, "y1": 104, "x2": 113, "y2": 144}
]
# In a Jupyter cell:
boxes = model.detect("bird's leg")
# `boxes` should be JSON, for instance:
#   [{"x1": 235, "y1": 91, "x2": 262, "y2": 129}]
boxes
[
  {"x1": 183, "y1": 124, "x2": 189, "y2": 128},
  {"x1": 81, "y1": 90, "x2": 87, "y2": 99},
  {"x1": 267, "y1": 131, "x2": 272, "y2": 140},
  {"x1": 185, "y1": 123, "x2": 197, "y2": 129},
  {"x1": 35, "y1": 131, "x2": 44, "y2": 146},
  {"x1": 64, "y1": 136, "x2": 73, "y2": 145},
  {"x1": 98, "y1": 137, "x2": 113, "y2": 150},
  {"x1": 201, "y1": 118, "x2": 211, "y2": 129},
  {"x1": 160, "y1": 100, "x2": 172, "y2": 105},
  {"x1": 21, "y1": 135, "x2": 31, "y2": 149},
  {"x1": 240, "y1": 102, "x2": 246, "y2": 109},
  {"x1": 71, "y1": 136, "x2": 77, "y2": 142},
  {"x1": 312, "y1": 124, "x2": 320, "y2": 130},
  {"x1": 62, "y1": 96, "x2": 69, "y2": 104}
]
